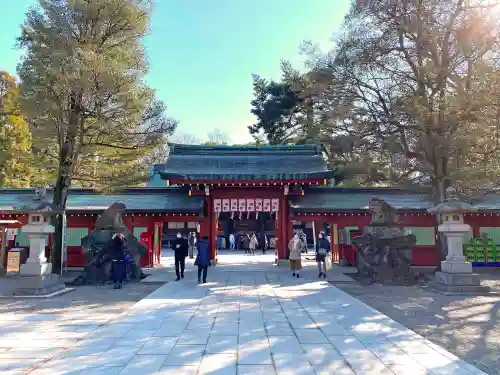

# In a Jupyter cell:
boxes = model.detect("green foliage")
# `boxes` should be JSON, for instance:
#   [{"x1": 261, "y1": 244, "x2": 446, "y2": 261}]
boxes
[
  {"x1": 18, "y1": 0, "x2": 176, "y2": 191},
  {"x1": 297, "y1": 0, "x2": 500, "y2": 199},
  {"x1": 249, "y1": 60, "x2": 332, "y2": 145},
  {"x1": 0, "y1": 71, "x2": 33, "y2": 187},
  {"x1": 249, "y1": 73, "x2": 304, "y2": 144},
  {"x1": 17, "y1": 0, "x2": 176, "y2": 272}
]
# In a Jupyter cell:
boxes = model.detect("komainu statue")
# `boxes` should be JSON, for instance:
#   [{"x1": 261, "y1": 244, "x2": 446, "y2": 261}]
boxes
[
  {"x1": 353, "y1": 198, "x2": 416, "y2": 285},
  {"x1": 70, "y1": 202, "x2": 147, "y2": 285}
]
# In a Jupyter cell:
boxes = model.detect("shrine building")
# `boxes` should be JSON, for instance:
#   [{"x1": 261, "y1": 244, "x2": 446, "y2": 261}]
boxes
[{"x1": 2, "y1": 143, "x2": 500, "y2": 270}]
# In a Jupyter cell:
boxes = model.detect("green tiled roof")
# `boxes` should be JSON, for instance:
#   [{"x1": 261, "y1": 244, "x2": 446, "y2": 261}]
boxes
[
  {"x1": 289, "y1": 188, "x2": 434, "y2": 212},
  {"x1": 469, "y1": 194, "x2": 500, "y2": 211},
  {"x1": 0, "y1": 188, "x2": 203, "y2": 213},
  {"x1": 158, "y1": 143, "x2": 336, "y2": 181}
]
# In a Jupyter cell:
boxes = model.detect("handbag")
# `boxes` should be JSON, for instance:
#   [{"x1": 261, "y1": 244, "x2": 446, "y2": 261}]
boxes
[
  {"x1": 318, "y1": 248, "x2": 327, "y2": 256},
  {"x1": 325, "y1": 254, "x2": 332, "y2": 271}
]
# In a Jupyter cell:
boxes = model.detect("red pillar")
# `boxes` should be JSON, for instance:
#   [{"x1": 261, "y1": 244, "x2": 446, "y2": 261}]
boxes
[
  {"x1": 278, "y1": 194, "x2": 290, "y2": 261},
  {"x1": 207, "y1": 195, "x2": 217, "y2": 262}
]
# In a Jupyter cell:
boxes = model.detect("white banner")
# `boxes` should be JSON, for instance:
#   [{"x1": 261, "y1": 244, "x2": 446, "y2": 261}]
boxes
[
  {"x1": 263, "y1": 199, "x2": 271, "y2": 212},
  {"x1": 255, "y1": 198, "x2": 263, "y2": 212},
  {"x1": 238, "y1": 199, "x2": 246, "y2": 212},
  {"x1": 271, "y1": 198, "x2": 279, "y2": 212},
  {"x1": 246, "y1": 198, "x2": 255, "y2": 211},
  {"x1": 230, "y1": 199, "x2": 238, "y2": 211},
  {"x1": 214, "y1": 199, "x2": 222, "y2": 212},
  {"x1": 215, "y1": 198, "x2": 278, "y2": 212},
  {"x1": 222, "y1": 199, "x2": 230, "y2": 212}
]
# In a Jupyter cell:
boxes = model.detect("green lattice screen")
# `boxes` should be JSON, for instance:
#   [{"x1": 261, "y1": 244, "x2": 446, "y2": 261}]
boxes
[
  {"x1": 403, "y1": 227, "x2": 436, "y2": 246},
  {"x1": 479, "y1": 227, "x2": 500, "y2": 243},
  {"x1": 343, "y1": 226, "x2": 359, "y2": 244},
  {"x1": 14, "y1": 231, "x2": 30, "y2": 246},
  {"x1": 65, "y1": 228, "x2": 89, "y2": 246},
  {"x1": 133, "y1": 227, "x2": 148, "y2": 238}
]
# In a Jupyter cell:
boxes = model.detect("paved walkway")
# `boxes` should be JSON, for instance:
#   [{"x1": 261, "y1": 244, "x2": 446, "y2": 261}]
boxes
[{"x1": 0, "y1": 254, "x2": 490, "y2": 375}]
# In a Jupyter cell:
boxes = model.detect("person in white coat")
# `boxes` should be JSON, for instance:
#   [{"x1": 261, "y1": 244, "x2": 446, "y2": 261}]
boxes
[{"x1": 229, "y1": 233, "x2": 235, "y2": 250}]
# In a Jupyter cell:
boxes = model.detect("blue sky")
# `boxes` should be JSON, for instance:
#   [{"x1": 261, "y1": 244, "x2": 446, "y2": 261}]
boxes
[{"x1": 0, "y1": 0, "x2": 350, "y2": 143}]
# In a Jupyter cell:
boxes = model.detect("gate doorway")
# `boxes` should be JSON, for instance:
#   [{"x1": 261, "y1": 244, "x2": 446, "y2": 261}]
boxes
[{"x1": 217, "y1": 212, "x2": 277, "y2": 254}]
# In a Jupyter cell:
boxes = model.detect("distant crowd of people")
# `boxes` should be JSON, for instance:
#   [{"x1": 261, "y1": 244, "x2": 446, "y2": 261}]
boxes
[{"x1": 227, "y1": 232, "x2": 269, "y2": 255}]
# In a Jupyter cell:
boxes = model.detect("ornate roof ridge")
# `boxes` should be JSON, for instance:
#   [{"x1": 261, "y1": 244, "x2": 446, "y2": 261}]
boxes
[{"x1": 168, "y1": 143, "x2": 325, "y2": 156}]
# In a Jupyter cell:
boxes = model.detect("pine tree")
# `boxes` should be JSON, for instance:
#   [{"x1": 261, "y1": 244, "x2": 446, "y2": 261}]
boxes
[{"x1": 18, "y1": 0, "x2": 177, "y2": 273}]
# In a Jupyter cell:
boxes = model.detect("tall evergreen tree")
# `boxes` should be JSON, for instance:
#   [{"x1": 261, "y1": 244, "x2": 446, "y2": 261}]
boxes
[
  {"x1": 18, "y1": 0, "x2": 176, "y2": 273},
  {"x1": 249, "y1": 61, "x2": 328, "y2": 145}
]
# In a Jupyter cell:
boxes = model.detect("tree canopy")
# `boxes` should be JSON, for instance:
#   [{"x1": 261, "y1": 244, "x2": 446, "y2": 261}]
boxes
[
  {"x1": 251, "y1": 0, "x2": 500, "y2": 197},
  {"x1": 249, "y1": 61, "x2": 326, "y2": 145},
  {"x1": 18, "y1": 0, "x2": 176, "y2": 273},
  {"x1": 0, "y1": 71, "x2": 33, "y2": 187}
]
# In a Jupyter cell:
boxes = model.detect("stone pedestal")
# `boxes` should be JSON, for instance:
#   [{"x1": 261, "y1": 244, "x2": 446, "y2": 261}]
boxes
[
  {"x1": 441, "y1": 260, "x2": 472, "y2": 273},
  {"x1": 429, "y1": 271, "x2": 490, "y2": 294},
  {"x1": 0, "y1": 274, "x2": 69, "y2": 297},
  {"x1": 20, "y1": 234, "x2": 52, "y2": 276}
]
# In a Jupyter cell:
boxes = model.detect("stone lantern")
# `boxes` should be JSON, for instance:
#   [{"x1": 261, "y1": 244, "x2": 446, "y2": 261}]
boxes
[
  {"x1": 6, "y1": 188, "x2": 68, "y2": 296},
  {"x1": 427, "y1": 187, "x2": 489, "y2": 293},
  {"x1": 14, "y1": 188, "x2": 61, "y2": 276}
]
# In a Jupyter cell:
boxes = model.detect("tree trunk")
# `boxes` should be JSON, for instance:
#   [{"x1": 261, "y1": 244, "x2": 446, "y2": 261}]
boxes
[
  {"x1": 434, "y1": 176, "x2": 448, "y2": 270},
  {"x1": 51, "y1": 171, "x2": 71, "y2": 275},
  {"x1": 305, "y1": 100, "x2": 315, "y2": 142},
  {"x1": 51, "y1": 92, "x2": 81, "y2": 274}
]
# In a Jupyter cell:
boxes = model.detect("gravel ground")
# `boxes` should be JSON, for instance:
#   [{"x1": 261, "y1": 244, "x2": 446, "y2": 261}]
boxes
[
  {"x1": 0, "y1": 282, "x2": 163, "y2": 315},
  {"x1": 336, "y1": 274, "x2": 500, "y2": 375}
]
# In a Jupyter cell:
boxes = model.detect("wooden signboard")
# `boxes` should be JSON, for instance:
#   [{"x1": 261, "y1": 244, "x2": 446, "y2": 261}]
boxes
[{"x1": 6, "y1": 249, "x2": 21, "y2": 274}]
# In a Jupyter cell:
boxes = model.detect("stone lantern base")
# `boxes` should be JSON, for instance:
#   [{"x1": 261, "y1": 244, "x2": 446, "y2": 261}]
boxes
[
  {"x1": 428, "y1": 271, "x2": 491, "y2": 294},
  {"x1": 0, "y1": 274, "x2": 70, "y2": 298}
]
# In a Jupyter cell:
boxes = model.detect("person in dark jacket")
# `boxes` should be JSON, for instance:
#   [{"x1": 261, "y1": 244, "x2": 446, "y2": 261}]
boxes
[
  {"x1": 194, "y1": 236, "x2": 211, "y2": 283},
  {"x1": 171, "y1": 232, "x2": 189, "y2": 281},
  {"x1": 109, "y1": 233, "x2": 126, "y2": 289},
  {"x1": 316, "y1": 231, "x2": 330, "y2": 279}
]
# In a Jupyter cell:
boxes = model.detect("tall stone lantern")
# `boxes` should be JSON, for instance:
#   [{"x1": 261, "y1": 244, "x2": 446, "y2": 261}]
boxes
[
  {"x1": 7, "y1": 188, "x2": 68, "y2": 296},
  {"x1": 428, "y1": 187, "x2": 489, "y2": 294}
]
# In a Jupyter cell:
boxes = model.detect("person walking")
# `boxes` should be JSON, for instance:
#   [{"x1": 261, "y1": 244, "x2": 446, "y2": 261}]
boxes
[
  {"x1": 262, "y1": 233, "x2": 269, "y2": 254},
  {"x1": 288, "y1": 233, "x2": 303, "y2": 278},
  {"x1": 109, "y1": 233, "x2": 126, "y2": 289},
  {"x1": 229, "y1": 233, "x2": 235, "y2": 250},
  {"x1": 188, "y1": 232, "x2": 197, "y2": 259},
  {"x1": 316, "y1": 231, "x2": 330, "y2": 279},
  {"x1": 242, "y1": 233, "x2": 250, "y2": 254},
  {"x1": 249, "y1": 233, "x2": 258, "y2": 255},
  {"x1": 300, "y1": 233, "x2": 308, "y2": 254},
  {"x1": 195, "y1": 236, "x2": 211, "y2": 283},
  {"x1": 171, "y1": 232, "x2": 188, "y2": 281}
]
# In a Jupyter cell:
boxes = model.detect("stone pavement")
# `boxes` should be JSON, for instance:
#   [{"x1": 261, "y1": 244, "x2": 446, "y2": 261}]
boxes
[
  {"x1": 0, "y1": 254, "x2": 490, "y2": 375},
  {"x1": 337, "y1": 280, "x2": 500, "y2": 375}
]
